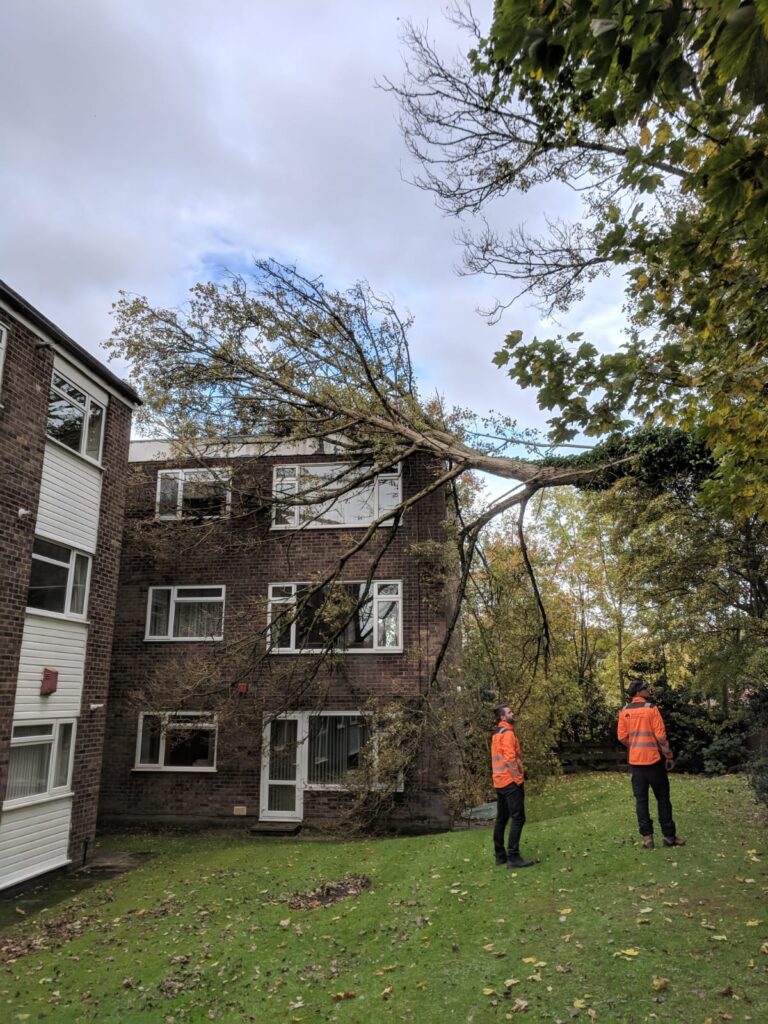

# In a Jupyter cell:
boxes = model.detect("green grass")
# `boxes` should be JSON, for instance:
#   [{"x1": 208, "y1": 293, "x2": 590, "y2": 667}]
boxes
[{"x1": 1, "y1": 774, "x2": 767, "y2": 1023}]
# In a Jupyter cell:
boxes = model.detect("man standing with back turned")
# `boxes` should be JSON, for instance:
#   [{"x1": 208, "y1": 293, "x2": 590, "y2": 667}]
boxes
[
  {"x1": 491, "y1": 705, "x2": 535, "y2": 868},
  {"x1": 618, "y1": 679, "x2": 685, "y2": 849}
]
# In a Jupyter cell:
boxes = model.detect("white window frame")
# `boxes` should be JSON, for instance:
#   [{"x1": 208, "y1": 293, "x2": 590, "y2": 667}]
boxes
[
  {"x1": 155, "y1": 468, "x2": 232, "y2": 520},
  {"x1": 46, "y1": 369, "x2": 105, "y2": 463},
  {"x1": 271, "y1": 462, "x2": 401, "y2": 530},
  {"x1": 260, "y1": 710, "x2": 401, "y2": 822},
  {"x1": 133, "y1": 711, "x2": 218, "y2": 773},
  {"x1": 27, "y1": 537, "x2": 91, "y2": 621},
  {"x1": 145, "y1": 585, "x2": 226, "y2": 641},
  {"x1": 4, "y1": 719, "x2": 77, "y2": 808},
  {"x1": 304, "y1": 711, "x2": 369, "y2": 791},
  {"x1": 267, "y1": 580, "x2": 403, "y2": 654},
  {"x1": 0, "y1": 322, "x2": 7, "y2": 401}
]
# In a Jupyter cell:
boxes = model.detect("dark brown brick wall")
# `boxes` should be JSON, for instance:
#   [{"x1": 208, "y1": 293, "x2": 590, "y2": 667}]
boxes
[
  {"x1": 66, "y1": 395, "x2": 133, "y2": 867},
  {"x1": 100, "y1": 452, "x2": 453, "y2": 830},
  {"x1": 0, "y1": 313, "x2": 53, "y2": 803}
]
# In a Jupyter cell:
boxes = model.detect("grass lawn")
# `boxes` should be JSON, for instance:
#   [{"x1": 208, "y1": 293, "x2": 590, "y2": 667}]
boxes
[{"x1": 1, "y1": 773, "x2": 767, "y2": 1023}]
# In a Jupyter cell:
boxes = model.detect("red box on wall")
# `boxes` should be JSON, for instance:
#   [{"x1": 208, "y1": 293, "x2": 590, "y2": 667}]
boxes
[{"x1": 40, "y1": 667, "x2": 58, "y2": 696}]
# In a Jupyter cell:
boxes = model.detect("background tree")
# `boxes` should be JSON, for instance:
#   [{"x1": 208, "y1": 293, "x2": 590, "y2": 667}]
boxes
[{"x1": 390, "y1": 1, "x2": 768, "y2": 516}]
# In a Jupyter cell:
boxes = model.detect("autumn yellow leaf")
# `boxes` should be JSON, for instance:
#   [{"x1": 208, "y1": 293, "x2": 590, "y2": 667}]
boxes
[
  {"x1": 745, "y1": 920, "x2": 761, "y2": 926},
  {"x1": 651, "y1": 977, "x2": 669, "y2": 991}
]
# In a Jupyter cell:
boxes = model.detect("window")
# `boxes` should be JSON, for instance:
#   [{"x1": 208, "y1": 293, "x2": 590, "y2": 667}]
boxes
[
  {"x1": 27, "y1": 538, "x2": 90, "y2": 617},
  {"x1": 135, "y1": 712, "x2": 217, "y2": 771},
  {"x1": 156, "y1": 468, "x2": 231, "y2": 520},
  {"x1": 145, "y1": 586, "x2": 225, "y2": 640},
  {"x1": 46, "y1": 371, "x2": 105, "y2": 461},
  {"x1": 268, "y1": 581, "x2": 402, "y2": 653},
  {"x1": 272, "y1": 463, "x2": 400, "y2": 529},
  {"x1": 5, "y1": 720, "x2": 75, "y2": 804},
  {"x1": 307, "y1": 714, "x2": 369, "y2": 786}
]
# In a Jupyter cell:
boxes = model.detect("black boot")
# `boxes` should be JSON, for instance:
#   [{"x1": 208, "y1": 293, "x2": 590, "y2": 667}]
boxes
[{"x1": 507, "y1": 855, "x2": 535, "y2": 868}]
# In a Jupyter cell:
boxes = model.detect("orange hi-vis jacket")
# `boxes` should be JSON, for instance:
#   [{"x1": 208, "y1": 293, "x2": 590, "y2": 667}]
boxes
[
  {"x1": 491, "y1": 722, "x2": 525, "y2": 788},
  {"x1": 617, "y1": 697, "x2": 674, "y2": 766}
]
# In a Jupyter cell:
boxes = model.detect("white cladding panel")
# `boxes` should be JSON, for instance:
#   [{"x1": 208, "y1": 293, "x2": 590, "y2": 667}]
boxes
[
  {"x1": 0, "y1": 797, "x2": 73, "y2": 889},
  {"x1": 37, "y1": 443, "x2": 102, "y2": 553},
  {"x1": 14, "y1": 616, "x2": 88, "y2": 717}
]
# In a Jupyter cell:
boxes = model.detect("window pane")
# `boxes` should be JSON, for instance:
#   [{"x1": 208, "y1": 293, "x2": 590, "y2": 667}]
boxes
[
  {"x1": 273, "y1": 479, "x2": 297, "y2": 526},
  {"x1": 7, "y1": 743, "x2": 51, "y2": 800},
  {"x1": 377, "y1": 597, "x2": 400, "y2": 648},
  {"x1": 377, "y1": 583, "x2": 399, "y2": 596},
  {"x1": 33, "y1": 538, "x2": 71, "y2": 563},
  {"x1": 377, "y1": 476, "x2": 400, "y2": 516},
  {"x1": 52, "y1": 374, "x2": 86, "y2": 406},
  {"x1": 294, "y1": 585, "x2": 341, "y2": 648},
  {"x1": 149, "y1": 589, "x2": 171, "y2": 636},
  {"x1": 268, "y1": 720, "x2": 297, "y2": 780},
  {"x1": 269, "y1": 602, "x2": 294, "y2": 649},
  {"x1": 47, "y1": 392, "x2": 85, "y2": 452},
  {"x1": 70, "y1": 554, "x2": 89, "y2": 615},
  {"x1": 173, "y1": 600, "x2": 223, "y2": 638},
  {"x1": 139, "y1": 716, "x2": 161, "y2": 764},
  {"x1": 342, "y1": 584, "x2": 374, "y2": 649},
  {"x1": 338, "y1": 481, "x2": 375, "y2": 526},
  {"x1": 164, "y1": 727, "x2": 215, "y2": 767},
  {"x1": 157, "y1": 474, "x2": 180, "y2": 517},
  {"x1": 181, "y1": 473, "x2": 228, "y2": 517},
  {"x1": 53, "y1": 723, "x2": 73, "y2": 787},
  {"x1": 85, "y1": 402, "x2": 104, "y2": 460},
  {"x1": 28, "y1": 556, "x2": 69, "y2": 613},
  {"x1": 267, "y1": 784, "x2": 296, "y2": 812},
  {"x1": 13, "y1": 724, "x2": 54, "y2": 739},
  {"x1": 308, "y1": 716, "x2": 368, "y2": 784},
  {"x1": 175, "y1": 586, "x2": 223, "y2": 599}
]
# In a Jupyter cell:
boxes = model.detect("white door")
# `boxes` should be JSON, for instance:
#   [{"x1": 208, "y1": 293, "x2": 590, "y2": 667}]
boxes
[{"x1": 260, "y1": 717, "x2": 304, "y2": 821}]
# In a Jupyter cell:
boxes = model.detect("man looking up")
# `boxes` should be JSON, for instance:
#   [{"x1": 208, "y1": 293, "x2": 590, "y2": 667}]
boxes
[
  {"x1": 491, "y1": 705, "x2": 535, "y2": 868},
  {"x1": 618, "y1": 679, "x2": 686, "y2": 850}
]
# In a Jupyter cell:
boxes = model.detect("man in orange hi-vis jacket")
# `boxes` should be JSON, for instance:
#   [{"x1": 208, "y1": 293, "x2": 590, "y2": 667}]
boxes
[
  {"x1": 618, "y1": 679, "x2": 685, "y2": 850},
  {"x1": 491, "y1": 705, "x2": 535, "y2": 868}
]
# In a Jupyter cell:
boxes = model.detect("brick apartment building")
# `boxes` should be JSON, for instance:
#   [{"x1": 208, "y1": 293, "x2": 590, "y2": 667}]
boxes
[
  {"x1": 0, "y1": 283, "x2": 139, "y2": 889},
  {"x1": 99, "y1": 439, "x2": 455, "y2": 833}
]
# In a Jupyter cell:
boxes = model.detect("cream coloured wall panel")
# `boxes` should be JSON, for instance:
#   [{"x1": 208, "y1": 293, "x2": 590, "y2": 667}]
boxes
[
  {"x1": 14, "y1": 615, "x2": 88, "y2": 717},
  {"x1": 37, "y1": 443, "x2": 102, "y2": 553},
  {"x1": 0, "y1": 797, "x2": 73, "y2": 889}
]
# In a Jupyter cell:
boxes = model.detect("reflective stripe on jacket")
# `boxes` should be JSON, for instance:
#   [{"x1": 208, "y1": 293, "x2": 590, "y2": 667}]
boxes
[
  {"x1": 617, "y1": 697, "x2": 673, "y2": 766},
  {"x1": 491, "y1": 722, "x2": 525, "y2": 787}
]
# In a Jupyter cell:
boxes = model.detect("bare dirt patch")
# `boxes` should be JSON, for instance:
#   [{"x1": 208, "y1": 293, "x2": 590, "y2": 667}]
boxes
[{"x1": 288, "y1": 874, "x2": 371, "y2": 910}]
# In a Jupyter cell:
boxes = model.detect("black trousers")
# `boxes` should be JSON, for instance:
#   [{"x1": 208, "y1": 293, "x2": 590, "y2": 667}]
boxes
[
  {"x1": 493, "y1": 782, "x2": 526, "y2": 860},
  {"x1": 630, "y1": 761, "x2": 676, "y2": 838}
]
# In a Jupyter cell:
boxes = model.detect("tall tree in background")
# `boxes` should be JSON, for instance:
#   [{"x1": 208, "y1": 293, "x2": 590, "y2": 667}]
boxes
[{"x1": 391, "y1": 1, "x2": 768, "y2": 517}]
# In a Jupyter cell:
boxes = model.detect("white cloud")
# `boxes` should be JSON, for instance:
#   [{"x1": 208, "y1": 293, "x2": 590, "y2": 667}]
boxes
[{"x1": 1, "y1": 0, "x2": 625, "y2": 430}]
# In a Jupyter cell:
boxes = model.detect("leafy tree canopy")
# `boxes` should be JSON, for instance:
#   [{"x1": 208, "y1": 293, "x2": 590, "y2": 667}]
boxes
[{"x1": 392, "y1": 2, "x2": 768, "y2": 518}]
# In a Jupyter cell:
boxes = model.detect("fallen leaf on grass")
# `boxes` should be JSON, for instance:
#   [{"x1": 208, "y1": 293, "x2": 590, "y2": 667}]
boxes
[
  {"x1": 710, "y1": 935, "x2": 728, "y2": 942},
  {"x1": 651, "y1": 977, "x2": 669, "y2": 991},
  {"x1": 745, "y1": 920, "x2": 761, "y2": 927},
  {"x1": 761, "y1": 942, "x2": 768, "y2": 954},
  {"x1": 504, "y1": 978, "x2": 520, "y2": 988},
  {"x1": 613, "y1": 948, "x2": 639, "y2": 959},
  {"x1": 381, "y1": 985, "x2": 393, "y2": 1000},
  {"x1": 510, "y1": 998, "x2": 530, "y2": 1012}
]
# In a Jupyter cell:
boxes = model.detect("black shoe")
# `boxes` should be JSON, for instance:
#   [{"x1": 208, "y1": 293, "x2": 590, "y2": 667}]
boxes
[
  {"x1": 495, "y1": 857, "x2": 507, "y2": 866},
  {"x1": 507, "y1": 856, "x2": 535, "y2": 868}
]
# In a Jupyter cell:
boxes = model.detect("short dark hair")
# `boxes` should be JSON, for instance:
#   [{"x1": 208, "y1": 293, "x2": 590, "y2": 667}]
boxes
[
  {"x1": 627, "y1": 678, "x2": 648, "y2": 698},
  {"x1": 494, "y1": 705, "x2": 509, "y2": 724}
]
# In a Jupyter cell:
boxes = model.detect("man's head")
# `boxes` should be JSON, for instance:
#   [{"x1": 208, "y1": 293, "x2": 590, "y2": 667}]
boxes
[
  {"x1": 627, "y1": 678, "x2": 650, "y2": 699},
  {"x1": 494, "y1": 704, "x2": 515, "y2": 725}
]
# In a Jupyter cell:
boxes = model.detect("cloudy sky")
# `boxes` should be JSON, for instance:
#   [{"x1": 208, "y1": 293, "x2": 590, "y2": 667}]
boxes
[{"x1": 1, "y1": 1, "x2": 623, "y2": 434}]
